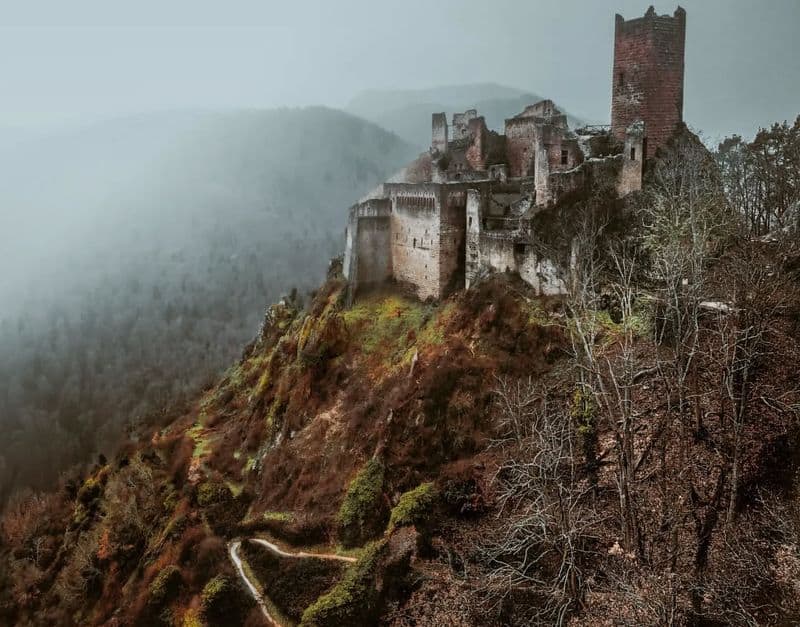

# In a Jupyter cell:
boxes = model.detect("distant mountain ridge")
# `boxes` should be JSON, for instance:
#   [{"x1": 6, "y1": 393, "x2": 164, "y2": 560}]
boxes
[{"x1": 346, "y1": 83, "x2": 586, "y2": 148}]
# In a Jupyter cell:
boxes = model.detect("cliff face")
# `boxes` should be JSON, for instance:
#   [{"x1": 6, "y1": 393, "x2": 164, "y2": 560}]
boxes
[{"x1": 2, "y1": 237, "x2": 800, "y2": 625}]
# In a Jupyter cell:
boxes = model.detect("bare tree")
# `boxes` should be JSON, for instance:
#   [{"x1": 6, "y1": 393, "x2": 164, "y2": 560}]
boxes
[
  {"x1": 705, "y1": 240, "x2": 797, "y2": 525},
  {"x1": 568, "y1": 233, "x2": 644, "y2": 555},
  {"x1": 484, "y1": 378, "x2": 599, "y2": 626}
]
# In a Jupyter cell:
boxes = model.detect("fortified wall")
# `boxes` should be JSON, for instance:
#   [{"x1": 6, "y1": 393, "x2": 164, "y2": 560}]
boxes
[{"x1": 344, "y1": 6, "x2": 686, "y2": 302}]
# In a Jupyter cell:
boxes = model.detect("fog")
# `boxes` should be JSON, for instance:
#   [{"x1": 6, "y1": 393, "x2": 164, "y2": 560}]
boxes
[
  {"x1": 0, "y1": 0, "x2": 797, "y2": 501},
  {"x1": 2, "y1": 0, "x2": 799, "y2": 141}
]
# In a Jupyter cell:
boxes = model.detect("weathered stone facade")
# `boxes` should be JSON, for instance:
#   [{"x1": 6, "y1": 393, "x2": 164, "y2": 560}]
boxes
[{"x1": 344, "y1": 6, "x2": 687, "y2": 301}]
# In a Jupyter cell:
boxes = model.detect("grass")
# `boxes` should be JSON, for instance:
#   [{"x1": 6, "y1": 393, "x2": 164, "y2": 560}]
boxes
[
  {"x1": 187, "y1": 423, "x2": 212, "y2": 459},
  {"x1": 342, "y1": 294, "x2": 431, "y2": 366}
]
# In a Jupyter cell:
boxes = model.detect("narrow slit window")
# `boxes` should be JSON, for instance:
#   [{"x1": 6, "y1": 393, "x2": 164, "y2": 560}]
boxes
[
  {"x1": 561, "y1": 150, "x2": 569, "y2": 166},
  {"x1": 413, "y1": 238, "x2": 417, "y2": 248},
  {"x1": 630, "y1": 147, "x2": 636, "y2": 160}
]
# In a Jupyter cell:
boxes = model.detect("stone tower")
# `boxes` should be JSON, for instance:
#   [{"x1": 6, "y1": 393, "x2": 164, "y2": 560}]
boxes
[{"x1": 611, "y1": 6, "x2": 686, "y2": 159}]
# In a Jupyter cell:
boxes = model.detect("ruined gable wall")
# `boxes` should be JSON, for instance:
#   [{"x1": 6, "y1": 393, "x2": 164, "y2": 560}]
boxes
[
  {"x1": 432, "y1": 113, "x2": 448, "y2": 154},
  {"x1": 611, "y1": 7, "x2": 686, "y2": 157},
  {"x1": 389, "y1": 186, "x2": 441, "y2": 300},
  {"x1": 465, "y1": 117, "x2": 489, "y2": 171}
]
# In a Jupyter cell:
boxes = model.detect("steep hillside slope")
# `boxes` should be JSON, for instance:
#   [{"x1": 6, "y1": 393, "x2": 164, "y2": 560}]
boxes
[
  {"x1": 3, "y1": 242, "x2": 799, "y2": 625},
  {"x1": 0, "y1": 107, "x2": 417, "y2": 504}
]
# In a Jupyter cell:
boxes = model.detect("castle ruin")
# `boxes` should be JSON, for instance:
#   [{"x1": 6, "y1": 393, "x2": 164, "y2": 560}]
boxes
[{"x1": 344, "y1": 6, "x2": 687, "y2": 301}]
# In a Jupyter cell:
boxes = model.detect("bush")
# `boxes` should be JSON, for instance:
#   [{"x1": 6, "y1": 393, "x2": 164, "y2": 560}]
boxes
[
  {"x1": 196, "y1": 481, "x2": 232, "y2": 508},
  {"x1": 300, "y1": 540, "x2": 385, "y2": 627},
  {"x1": 148, "y1": 565, "x2": 182, "y2": 607},
  {"x1": 387, "y1": 483, "x2": 437, "y2": 533},
  {"x1": 337, "y1": 459, "x2": 386, "y2": 547},
  {"x1": 201, "y1": 574, "x2": 248, "y2": 625},
  {"x1": 77, "y1": 477, "x2": 103, "y2": 505}
]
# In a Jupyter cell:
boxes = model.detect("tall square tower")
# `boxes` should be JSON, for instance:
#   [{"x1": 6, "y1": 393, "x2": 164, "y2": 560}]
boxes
[{"x1": 611, "y1": 6, "x2": 686, "y2": 158}]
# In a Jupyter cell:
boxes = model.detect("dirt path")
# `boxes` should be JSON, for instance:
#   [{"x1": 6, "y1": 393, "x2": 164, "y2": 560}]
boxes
[{"x1": 227, "y1": 538, "x2": 357, "y2": 627}]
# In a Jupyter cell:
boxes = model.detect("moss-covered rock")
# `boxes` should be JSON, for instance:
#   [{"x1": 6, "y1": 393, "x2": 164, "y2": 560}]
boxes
[
  {"x1": 337, "y1": 458, "x2": 387, "y2": 547},
  {"x1": 387, "y1": 482, "x2": 437, "y2": 533}
]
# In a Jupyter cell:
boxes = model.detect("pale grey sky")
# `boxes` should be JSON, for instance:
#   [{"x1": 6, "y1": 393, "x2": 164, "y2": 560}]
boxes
[{"x1": 1, "y1": 0, "x2": 798, "y2": 140}]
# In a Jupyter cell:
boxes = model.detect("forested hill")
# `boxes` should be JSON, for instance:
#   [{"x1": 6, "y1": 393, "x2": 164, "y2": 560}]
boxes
[{"x1": 0, "y1": 107, "x2": 417, "y2": 504}]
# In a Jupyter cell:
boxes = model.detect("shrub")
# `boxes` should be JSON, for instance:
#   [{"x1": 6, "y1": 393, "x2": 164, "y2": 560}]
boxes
[
  {"x1": 148, "y1": 565, "x2": 182, "y2": 607},
  {"x1": 300, "y1": 540, "x2": 385, "y2": 627},
  {"x1": 201, "y1": 574, "x2": 248, "y2": 625},
  {"x1": 337, "y1": 458, "x2": 386, "y2": 547},
  {"x1": 387, "y1": 483, "x2": 437, "y2": 533},
  {"x1": 77, "y1": 477, "x2": 103, "y2": 505},
  {"x1": 197, "y1": 481, "x2": 232, "y2": 508}
]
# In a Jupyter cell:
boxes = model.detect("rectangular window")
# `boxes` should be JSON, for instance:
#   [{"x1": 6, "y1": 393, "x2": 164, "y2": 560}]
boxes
[
  {"x1": 468, "y1": 216, "x2": 473, "y2": 228},
  {"x1": 413, "y1": 238, "x2": 417, "y2": 248},
  {"x1": 561, "y1": 150, "x2": 569, "y2": 166},
  {"x1": 630, "y1": 147, "x2": 636, "y2": 160}
]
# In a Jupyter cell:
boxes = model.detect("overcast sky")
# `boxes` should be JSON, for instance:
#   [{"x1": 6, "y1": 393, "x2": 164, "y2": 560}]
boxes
[{"x1": 2, "y1": 0, "x2": 798, "y2": 141}]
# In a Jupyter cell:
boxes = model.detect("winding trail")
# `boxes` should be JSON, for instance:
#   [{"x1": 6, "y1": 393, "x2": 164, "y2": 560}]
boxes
[{"x1": 228, "y1": 538, "x2": 357, "y2": 627}]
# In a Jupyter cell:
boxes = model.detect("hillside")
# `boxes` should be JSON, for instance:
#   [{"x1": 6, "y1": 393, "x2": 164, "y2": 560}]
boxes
[
  {"x1": 0, "y1": 107, "x2": 417, "y2": 504},
  {"x1": 3, "y1": 228, "x2": 799, "y2": 625},
  {"x1": 346, "y1": 83, "x2": 586, "y2": 148}
]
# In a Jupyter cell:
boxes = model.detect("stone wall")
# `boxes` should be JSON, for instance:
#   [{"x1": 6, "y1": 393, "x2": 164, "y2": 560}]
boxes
[
  {"x1": 505, "y1": 117, "x2": 538, "y2": 178},
  {"x1": 611, "y1": 6, "x2": 686, "y2": 158},
  {"x1": 439, "y1": 189, "x2": 467, "y2": 295},
  {"x1": 618, "y1": 121, "x2": 645, "y2": 195},
  {"x1": 343, "y1": 199, "x2": 392, "y2": 297},
  {"x1": 452, "y1": 109, "x2": 478, "y2": 141},
  {"x1": 388, "y1": 186, "x2": 442, "y2": 300},
  {"x1": 465, "y1": 189, "x2": 483, "y2": 289},
  {"x1": 432, "y1": 113, "x2": 448, "y2": 155},
  {"x1": 465, "y1": 117, "x2": 489, "y2": 171}
]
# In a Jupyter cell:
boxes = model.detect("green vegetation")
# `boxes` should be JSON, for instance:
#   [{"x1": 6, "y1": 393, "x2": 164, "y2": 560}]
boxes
[
  {"x1": 76, "y1": 476, "x2": 103, "y2": 505},
  {"x1": 337, "y1": 458, "x2": 386, "y2": 546},
  {"x1": 196, "y1": 481, "x2": 233, "y2": 508},
  {"x1": 187, "y1": 424, "x2": 212, "y2": 459},
  {"x1": 300, "y1": 540, "x2": 386, "y2": 627},
  {"x1": 342, "y1": 295, "x2": 430, "y2": 365},
  {"x1": 572, "y1": 387, "x2": 599, "y2": 484},
  {"x1": 388, "y1": 483, "x2": 437, "y2": 533},
  {"x1": 148, "y1": 565, "x2": 182, "y2": 607}
]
